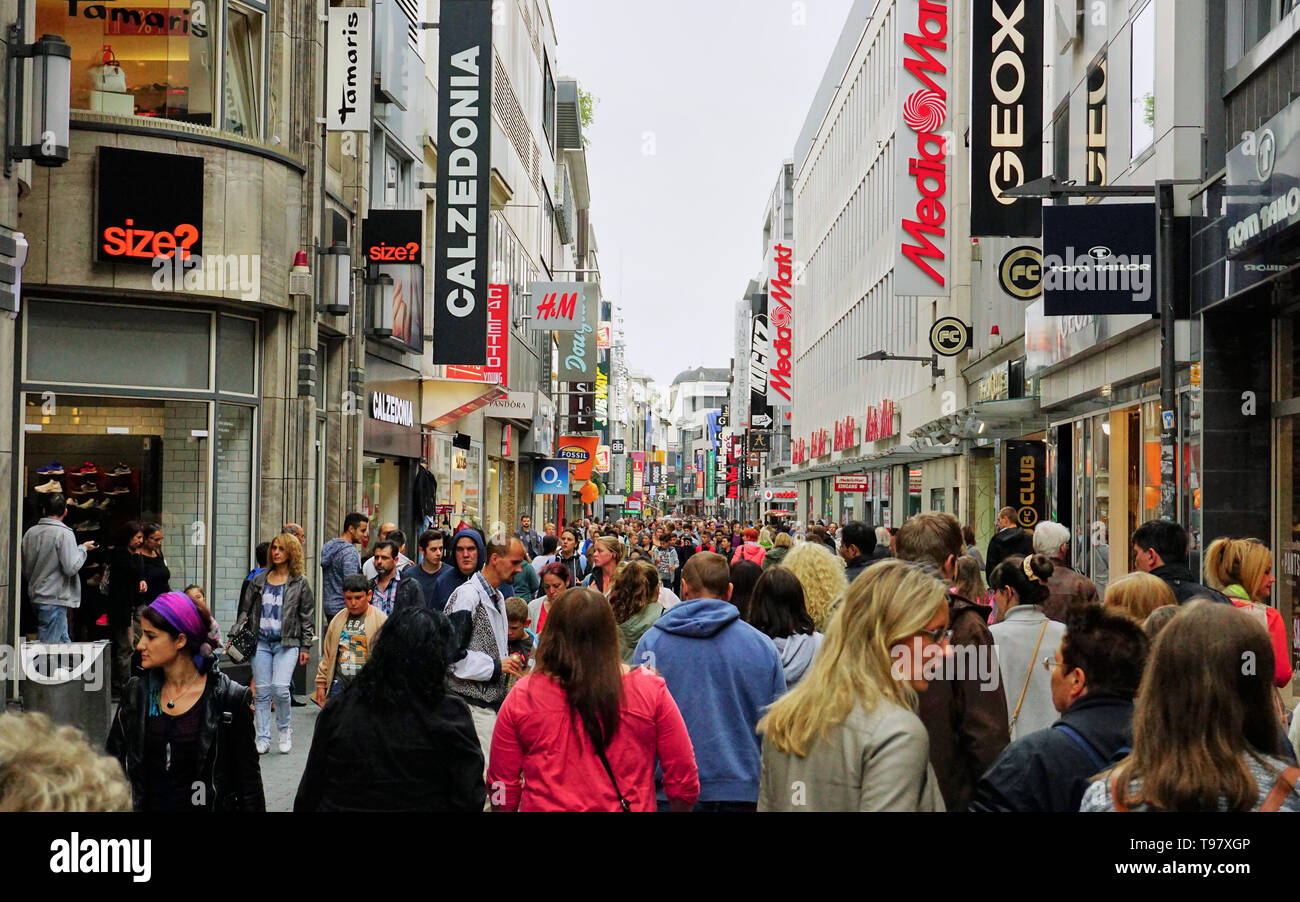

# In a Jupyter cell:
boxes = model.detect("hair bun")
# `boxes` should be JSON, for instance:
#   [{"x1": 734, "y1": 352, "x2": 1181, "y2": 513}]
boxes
[{"x1": 1024, "y1": 554, "x2": 1054, "y2": 584}]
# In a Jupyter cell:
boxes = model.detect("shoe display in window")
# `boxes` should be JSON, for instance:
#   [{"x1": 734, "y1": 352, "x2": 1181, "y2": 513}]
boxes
[
  {"x1": 37, "y1": 462, "x2": 64, "y2": 475},
  {"x1": 109, "y1": 463, "x2": 132, "y2": 476},
  {"x1": 94, "y1": 498, "x2": 111, "y2": 510},
  {"x1": 73, "y1": 483, "x2": 98, "y2": 494},
  {"x1": 73, "y1": 522, "x2": 100, "y2": 533},
  {"x1": 34, "y1": 480, "x2": 63, "y2": 494},
  {"x1": 71, "y1": 462, "x2": 99, "y2": 476},
  {"x1": 105, "y1": 486, "x2": 130, "y2": 495}
]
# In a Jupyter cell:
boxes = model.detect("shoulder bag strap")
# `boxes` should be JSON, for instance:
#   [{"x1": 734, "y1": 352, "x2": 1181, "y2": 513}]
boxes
[
  {"x1": 1008, "y1": 620, "x2": 1050, "y2": 734},
  {"x1": 594, "y1": 745, "x2": 632, "y2": 812},
  {"x1": 1259, "y1": 766, "x2": 1300, "y2": 812},
  {"x1": 1053, "y1": 723, "x2": 1107, "y2": 771}
]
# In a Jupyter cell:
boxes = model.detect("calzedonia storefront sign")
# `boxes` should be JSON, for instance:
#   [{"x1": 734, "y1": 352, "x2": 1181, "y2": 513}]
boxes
[
  {"x1": 96, "y1": 148, "x2": 203, "y2": 266},
  {"x1": 371, "y1": 392, "x2": 415, "y2": 427}
]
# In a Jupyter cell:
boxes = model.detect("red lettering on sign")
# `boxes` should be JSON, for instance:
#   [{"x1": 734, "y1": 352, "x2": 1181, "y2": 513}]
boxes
[{"x1": 101, "y1": 219, "x2": 199, "y2": 261}]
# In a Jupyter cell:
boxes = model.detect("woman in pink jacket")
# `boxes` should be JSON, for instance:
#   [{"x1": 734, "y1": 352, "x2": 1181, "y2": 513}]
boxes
[
  {"x1": 731, "y1": 528, "x2": 767, "y2": 567},
  {"x1": 487, "y1": 588, "x2": 699, "y2": 812}
]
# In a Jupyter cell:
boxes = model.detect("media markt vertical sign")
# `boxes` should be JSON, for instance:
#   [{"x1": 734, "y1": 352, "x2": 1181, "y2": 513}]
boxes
[
  {"x1": 433, "y1": 0, "x2": 493, "y2": 364},
  {"x1": 896, "y1": 0, "x2": 952, "y2": 295},
  {"x1": 767, "y1": 242, "x2": 794, "y2": 407}
]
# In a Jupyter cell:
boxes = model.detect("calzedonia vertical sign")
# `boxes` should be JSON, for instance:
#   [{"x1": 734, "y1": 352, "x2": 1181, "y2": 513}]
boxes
[
  {"x1": 896, "y1": 0, "x2": 952, "y2": 295},
  {"x1": 433, "y1": 0, "x2": 493, "y2": 365},
  {"x1": 970, "y1": 0, "x2": 1043, "y2": 238}
]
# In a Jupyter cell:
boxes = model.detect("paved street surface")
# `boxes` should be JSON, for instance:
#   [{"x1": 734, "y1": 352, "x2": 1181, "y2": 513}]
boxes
[{"x1": 257, "y1": 701, "x2": 319, "y2": 811}]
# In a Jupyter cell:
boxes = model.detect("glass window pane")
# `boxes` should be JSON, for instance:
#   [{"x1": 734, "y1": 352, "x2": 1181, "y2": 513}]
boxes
[
  {"x1": 27, "y1": 301, "x2": 210, "y2": 389},
  {"x1": 1130, "y1": 3, "x2": 1155, "y2": 158},
  {"x1": 38, "y1": 0, "x2": 215, "y2": 127},
  {"x1": 217, "y1": 315, "x2": 256, "y2": 395},
  {"x1": 212, "y1": 403, "x2": 253, "y2": 628},
  {"x1": 223, "y1": 5, "x2": 263, "y2": 138}
]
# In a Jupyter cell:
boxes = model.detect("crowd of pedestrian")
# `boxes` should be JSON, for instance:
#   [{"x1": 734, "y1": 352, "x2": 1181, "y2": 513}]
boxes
[{"x1": 6, "y1": 503, "x2": 1299, "y2": 814}]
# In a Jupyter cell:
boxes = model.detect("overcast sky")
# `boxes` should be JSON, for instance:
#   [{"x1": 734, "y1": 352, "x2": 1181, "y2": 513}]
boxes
[{"x1": 548, "y1": 0, "x2": 855, "y2": 387}]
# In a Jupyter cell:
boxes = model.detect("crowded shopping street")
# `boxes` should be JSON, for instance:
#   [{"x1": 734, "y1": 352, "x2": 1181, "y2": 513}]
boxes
[{"x1": 0, "y1": 0, "x2": 1298, "y2": 884}]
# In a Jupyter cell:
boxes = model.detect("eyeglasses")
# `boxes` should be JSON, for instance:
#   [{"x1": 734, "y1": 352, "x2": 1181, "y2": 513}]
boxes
[
  {"x1": 1042, "y1": 655, "x2": 1058, "y2": 673},
  {"x1": 916, "y1": 626, "x2": 948, "y2": 643}
]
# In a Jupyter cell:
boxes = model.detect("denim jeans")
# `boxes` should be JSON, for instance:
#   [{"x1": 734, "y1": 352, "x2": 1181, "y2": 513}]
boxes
[
  {"x1": 252, "y1": 639, "x2": 297, "y2": 743},
  {"x1": 35, "y1": 604, "x2": 70, "y2": 643}
]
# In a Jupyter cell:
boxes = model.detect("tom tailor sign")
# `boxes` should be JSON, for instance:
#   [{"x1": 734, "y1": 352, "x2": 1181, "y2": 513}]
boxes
[
  {"x1": 970, "y1": 0, "x2": 1043, "y2": 238},
  {"x1": 896, "y1": 0, "x2": 952, "y2": 295},
  {"x1": 432, "y1": 0, "x2": 493, "y2": 365},
  {"x1": 1042, "y1": 203, "x2": 1156, "y2": 315}
]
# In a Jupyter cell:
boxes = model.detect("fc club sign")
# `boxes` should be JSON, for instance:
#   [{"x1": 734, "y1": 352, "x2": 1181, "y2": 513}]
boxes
[
  {"x1": 432, "y1": 0, "x2": 493, "y2": 365},
  {"x1": 970, "y1": 0, "x2": 1043, "y2": 238},
  {"x1": 896, "y1": 0, "x2": 951, "y2": 295}
]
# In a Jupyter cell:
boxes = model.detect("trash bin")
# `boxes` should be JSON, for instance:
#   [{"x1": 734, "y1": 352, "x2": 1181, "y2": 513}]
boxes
[{"x1": 20, "y1": 640, "x2": 113, "y2": 747}]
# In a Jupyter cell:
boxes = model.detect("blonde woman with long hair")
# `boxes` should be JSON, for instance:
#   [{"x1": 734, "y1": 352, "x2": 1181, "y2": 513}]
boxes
[
  {"x1": 779, "y1": 540, "x2": 849, "y2": 631},
  {"x1": 582, "y1": 535, "x2": 626, "y2": 597},
  {"x1": 1204, "y1": 537, "x2": 1292, "y2": 688},
  {"x1": 234, "y1": 532, "x2": 316, "y2": 754},
  {"x1": 757, "y1": 560, "x2": 949, "y2": 811}
]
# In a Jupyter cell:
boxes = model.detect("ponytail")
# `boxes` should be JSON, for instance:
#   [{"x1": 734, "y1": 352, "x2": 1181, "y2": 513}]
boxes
[{"x1": 990, "y1": 554, "x2": 1054, "y2": 607}]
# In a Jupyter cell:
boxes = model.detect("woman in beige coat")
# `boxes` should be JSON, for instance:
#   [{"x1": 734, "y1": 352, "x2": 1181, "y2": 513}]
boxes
[{"x1": 757, "y1": 560, "x2": 948, "y2": 812}]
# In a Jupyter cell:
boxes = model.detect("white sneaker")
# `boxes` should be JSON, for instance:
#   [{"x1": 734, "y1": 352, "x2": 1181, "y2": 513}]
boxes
[
  {"x1": 256, "y1": 739, "x2": 271, "y2": 755},
  {"x1": 278, "y1": 737, "x2": 292, "y2": 754}
]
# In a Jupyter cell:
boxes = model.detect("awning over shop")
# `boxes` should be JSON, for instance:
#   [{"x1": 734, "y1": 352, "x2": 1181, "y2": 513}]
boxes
[
  {"x1": 909, "y1": 397, "x2": 1047, "y2": 444},
  {"x1": 421, "y1": 377, "x2": 506, "y2": 430}
]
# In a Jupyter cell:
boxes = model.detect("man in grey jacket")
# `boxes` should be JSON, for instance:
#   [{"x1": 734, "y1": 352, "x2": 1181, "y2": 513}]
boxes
[{"x1": 22, "y1": 494, "x2": 96, "y2": 643}]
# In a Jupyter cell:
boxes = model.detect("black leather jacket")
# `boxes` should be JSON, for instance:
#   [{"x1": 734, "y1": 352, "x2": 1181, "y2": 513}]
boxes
[{"x1": 107, "y1": 669, "x2": 265, "y2": 812}]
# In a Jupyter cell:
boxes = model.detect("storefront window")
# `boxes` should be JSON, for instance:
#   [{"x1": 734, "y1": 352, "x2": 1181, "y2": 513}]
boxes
[
  {"x1": 36, "y1": 0, "x2": 264, "y2": 139},
  {"x1": 212, "y1": 403, "x2": 253, "y2": 628}
]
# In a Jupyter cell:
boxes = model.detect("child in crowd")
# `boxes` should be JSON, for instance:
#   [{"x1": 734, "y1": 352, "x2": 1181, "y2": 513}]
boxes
[
  {"x1": 183, "y1": 585, "x2": 225, "y2": 654},
  {"x1": 505, "y1": 597, "x2": 535, "y2": 690}
]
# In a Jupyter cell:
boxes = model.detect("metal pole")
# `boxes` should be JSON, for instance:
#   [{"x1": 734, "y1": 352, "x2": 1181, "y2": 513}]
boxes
[{"x1": 1157, "y1": 180, "x2": 1178, "y2": 521}]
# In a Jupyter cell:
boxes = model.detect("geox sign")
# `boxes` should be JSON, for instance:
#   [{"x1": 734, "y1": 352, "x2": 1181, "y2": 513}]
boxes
[
  {"x1": 432, "y1": 0, "x2": 493, "y2": 364},
  {"x1": 896, "y1": 0, "x2": 952, "y2": 295}
]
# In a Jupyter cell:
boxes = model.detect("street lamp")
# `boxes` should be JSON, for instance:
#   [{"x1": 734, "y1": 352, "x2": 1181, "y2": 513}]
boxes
[
  {"x1": 366, "y1": 272, "x2": 395, "y2": 337},
  {"x1": 318, "y1": 245, "x2": 351, "y2": 316},
  {"x1": 6, "y1": 31, "x2": 72, "y2": 173},
  {"x1": 858, "y1": 349, "x2": 945, "y2": 379}
]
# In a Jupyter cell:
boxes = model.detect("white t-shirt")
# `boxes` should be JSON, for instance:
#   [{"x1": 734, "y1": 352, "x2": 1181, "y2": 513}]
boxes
[
  {"x1": 531, "y1": 554, "x2": 555, "y2": 572},
  {"x1": 658, "y1": 586, "x2": 682, "y2": 610}
]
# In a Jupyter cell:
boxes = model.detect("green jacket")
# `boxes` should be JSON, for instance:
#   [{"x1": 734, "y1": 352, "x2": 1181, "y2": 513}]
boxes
[{"x1": 618, "y1": 601, "x2": 664, "y2": 665}]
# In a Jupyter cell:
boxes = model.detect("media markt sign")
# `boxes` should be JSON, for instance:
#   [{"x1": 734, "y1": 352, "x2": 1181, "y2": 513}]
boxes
[{"x1": 370, "y1": 392, "x2": 414, "y2": 428}]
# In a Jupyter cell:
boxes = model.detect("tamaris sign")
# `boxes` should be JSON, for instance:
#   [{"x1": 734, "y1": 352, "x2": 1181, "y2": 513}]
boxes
[
  {"x1": 896, "y1": 0, "x2": 951, "y2": 295},
  {"x1": 767, "y1": 242, "x2": 795, "y2": 406},
  {"x1": 432, "y1": 0, "x2": 493, "y2": 364}
]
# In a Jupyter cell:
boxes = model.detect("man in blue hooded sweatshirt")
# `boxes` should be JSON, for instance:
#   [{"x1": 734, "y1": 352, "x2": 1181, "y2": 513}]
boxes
[
  {"x1": 633, "y1": 552, "x2": 785, "y2": 811},
  {"x1": 431, "y1": 529, "x2": 486, "y2": 611}
]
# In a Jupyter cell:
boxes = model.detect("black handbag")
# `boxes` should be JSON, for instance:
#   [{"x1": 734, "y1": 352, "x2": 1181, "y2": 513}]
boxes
[{"x1": 225, "y1": 580, "x2": 258, "y2": 663}]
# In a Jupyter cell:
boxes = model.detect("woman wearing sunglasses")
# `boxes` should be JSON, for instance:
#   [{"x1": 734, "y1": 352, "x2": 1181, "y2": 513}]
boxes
[{"x1": 757, "y1": 560, "x2": 949, "y2": 811}]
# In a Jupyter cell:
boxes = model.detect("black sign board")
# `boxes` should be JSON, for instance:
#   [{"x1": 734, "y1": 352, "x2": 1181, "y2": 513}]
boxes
[
  {"x1": 970, "y1": 0, "x2": 1044, "y2": 237},
  {"x1": 749, "y1": 290, "x2": 775, "y2": 427},
  {"x1": 612, "y1": 439, "x2": 625, "y2": 455},
  {"x1": 930, "y1": 317, "x2": 971, "y2": 356},
  {"x1": 718, "y1": 404, "x2": 729, "y2": 429},
  {"x1": 1042, "y1": 203, "x2": 1157, "y2": 315},
  {"x1": 363, "y1": 209, "x2": 423, "y2": 265},
  {"x1": 1006, "y1": 440, "x2": 1046, "y2": 529},
  {"x1": 747, "y1": 431, "x2": 771, "y2": 453},
  {"x1": 433, "y1": 0, "x2": 493, "y2": 364},
  {"x1": 96, "y1": 147, "x2": 203, "y2": 266}
]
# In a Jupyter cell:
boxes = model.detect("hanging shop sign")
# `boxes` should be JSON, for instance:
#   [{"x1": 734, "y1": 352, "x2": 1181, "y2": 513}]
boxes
[
  {"x1": 595, "y1": 361, "x2": 609, "y2": 429},
  {"x1": 595, "y1": 446, "x2": 611, "y2": 474},
  {"x1": 558, "y1": 435, "x2": 600, "y2": 481},
  {"x1": 326, "y1": 7, "x2": 372, "y2": 131},
  {"x1": 767, "y1": 243, "x2": 795, "y2": 406},
  {"x1": 362, "y1": 209, "x2": 422, "y2": 264},
  {"x1": 598, "y1": 322, "x2": 611, "y2": 349},
  {"x1": 976, "y1": 361, "x2": 1010, "y2": 402},
  {"x1": 631, "y1": 452, "x2": 646, "y2": 494},
  {"x1": 534, "y1": 459, "x2": 570, "y2": 496},
  {"x1": 96, "y1": 147, "x2": 203, "y2": 266},
  {"x1": 432, "y1": 0, "x2": 493, "y2": 365},
  {"x1": 929, "y1": 317, "x2": 971, "y2": 356},
  {"x1": 1086, "y1": 56, "x2": 1107, "y2": 186},
  {"x1": 999, "y1": 245, "x2": 1043, "y2": 300},
  {"x1": 1042, "y1": 203, "x2": 1156, "y2": 315},
  {"x1": 556, "y1": 286, "x2": 599, "y2": 381},
  {"x1": 896, "y1": 0, "x2": 952, "y2": 295},
  {"x1": 611, "y1": 439, "x2": 625, "y2": 455},
  {"x1": 909, "y1": 468, "x2": 923, "y2": 494},
  {"x1": 1006, "y1": 440, "x2": 1046, "y2": 528},
  {"x1": 747, "y1": 430, "x2": 772, "y2": 453},
  {"x1": 527, "y1": 282, "x2": 589, "y2": 331},
  {"x1": 970, "y1": 0, "x2": 1044, "y2": 237},
  {"x1": 485, "y1": 284, "x2": 509, "y2": 384},
  {"x1": 834, "y1": 475, "x2": 870, "y2": 493},
  {"x1": 529, "y1": 393, "x2": 556, "y2": 457}
]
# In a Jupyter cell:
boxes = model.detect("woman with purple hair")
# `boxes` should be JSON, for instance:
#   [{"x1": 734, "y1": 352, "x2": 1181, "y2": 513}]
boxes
[{"x1": 107, "y1": 591, "x2": 264, "y2": 811}]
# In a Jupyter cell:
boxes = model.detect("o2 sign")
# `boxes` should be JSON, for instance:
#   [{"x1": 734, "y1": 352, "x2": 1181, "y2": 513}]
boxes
[
  {"x1": 534, "y1": 459, "x2": 570, "y2": 496},
  {"x1": 96, "y1": 147, "x2": 204, "y2": 267}
]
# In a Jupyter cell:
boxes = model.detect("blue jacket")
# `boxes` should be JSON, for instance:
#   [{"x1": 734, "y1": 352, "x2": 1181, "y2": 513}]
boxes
[
  {"x1": 431, "y1": 529, "x2": 486, "y2": 611},
  {"x1": 633, "y1": 598, "x2": 786, "y2": 803}
]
